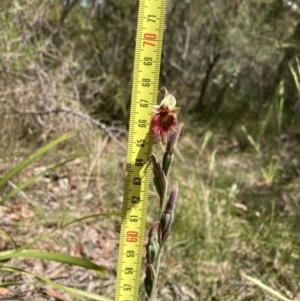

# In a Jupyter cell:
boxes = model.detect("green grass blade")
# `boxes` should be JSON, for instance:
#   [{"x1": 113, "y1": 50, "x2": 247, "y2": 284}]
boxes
[
  {"x1": 0, "y1": 229, "x2": 15, "y2": 248},
  {"x1": 0, "y1": 281, "x2": 24, "y2": 288},
  {"x1": 19, "y1": 212, "x2": 121, "y2": 250},
  {"x1": 61, "y1": 212, "x2": 122, "y2": 229},
  {"x1": 277, "y1": 80, "x2": 285, "y2": 133},
  {"x1": 0, "y1": 133, "x2": 71, "y2": 189},
  {"x1": 0, "y1": 250, "x2": 106, "y2": 272},
  {"x1": 241, "y1": 273, "x2": 293, "y2": 301},
  {"x1": 201, "y1": 130, "x2": 213, "y2": 153},
  {"x1": 241, "y1": 126, "x2": 260, "y2": 154},
  {"x1": 1, "y1": 266, "x2": 114, "y2": 301},
  {"x1": 296, "y1": 57, "x2": 300, "y2": 75},
  {"x1": 0, "y1": 154, "x2": 79, "y2": 205},
  {"x1": 289, "y1": 65, "x2": 300, "y2": 98},
  {"x1": 46, "y1": 281, "x2": 115, "y2": 301}
]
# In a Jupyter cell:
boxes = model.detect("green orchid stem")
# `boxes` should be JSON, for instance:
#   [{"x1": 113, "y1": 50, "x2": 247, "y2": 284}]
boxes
[
  {"x1": 148, "y1": 138, "x2": 176, "y2": 300},
  {"x1": 150, "y1": 169, "x2": 169, "y2": 300},
  {"x1": 160, "y1": 185, "x2": 168, "y2": 218},
  {"x1": 161, "y1": 161, "x2": 170, "y2": 217},
  {"x1": 149, "y1": 251, "x2": 162, "y2": 301},
  {"x1": 149, "y1": 167, "x2": 168, "y2": 301}
]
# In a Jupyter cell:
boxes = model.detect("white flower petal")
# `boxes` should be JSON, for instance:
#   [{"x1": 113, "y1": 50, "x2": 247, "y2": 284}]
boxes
[
  {"x1": 151, "y1": 105, "x2": 161, "y2": 112},
  {"x1": 171, "y1": 107, "x2": 181, "y2": 114},
  {"x1": 160, "y1": 95, "x2": 176, "y2": 107}
]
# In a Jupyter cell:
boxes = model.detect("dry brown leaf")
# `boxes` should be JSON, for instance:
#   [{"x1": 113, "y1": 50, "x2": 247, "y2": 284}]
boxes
[
  {"x1": 233, "y1": 202, "x2": 248, "y2": 211},
  {"x1": 46, "y1": 288, "x2": 69, "y2": 301},
  {"x1": 0, "y1": 287, "x2": 9, "y2": 296},
  {"x1": 6, "y1": 213, "x2": 20, "y2": 221}
]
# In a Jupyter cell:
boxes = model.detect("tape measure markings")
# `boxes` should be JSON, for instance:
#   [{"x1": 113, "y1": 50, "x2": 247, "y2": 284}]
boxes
[{"x1": 115, "y1": 1, "x2": 166, "y2": 300}]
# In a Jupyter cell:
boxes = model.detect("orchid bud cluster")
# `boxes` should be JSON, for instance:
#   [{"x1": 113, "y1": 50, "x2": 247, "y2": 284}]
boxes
[{"x1": 144, "y1": 88, "x2": 183, "y2": 300}]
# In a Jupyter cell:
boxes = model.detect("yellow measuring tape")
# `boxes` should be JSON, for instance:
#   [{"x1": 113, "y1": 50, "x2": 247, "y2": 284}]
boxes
[{"x1": 115, "y1": 1, "x2": 166, "y2": 300}]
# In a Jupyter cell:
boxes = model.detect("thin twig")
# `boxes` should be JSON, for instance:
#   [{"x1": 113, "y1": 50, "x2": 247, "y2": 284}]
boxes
[
  {"x1": 8, "y1": 181, "x2": 31, "y2": 202},
  {"x1": 1, "y1": 105, "x2": 127, "y2": 151}
]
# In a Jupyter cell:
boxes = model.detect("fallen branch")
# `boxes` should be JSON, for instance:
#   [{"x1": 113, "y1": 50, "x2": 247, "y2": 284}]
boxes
[{"x1": 1, "y1": 104, "x2": 127, "y2": 151}]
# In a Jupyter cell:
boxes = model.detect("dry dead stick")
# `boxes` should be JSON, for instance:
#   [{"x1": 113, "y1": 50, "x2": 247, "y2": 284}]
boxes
[{"x1": 1, "y1": 105, "x2": 127, "y2": 151}]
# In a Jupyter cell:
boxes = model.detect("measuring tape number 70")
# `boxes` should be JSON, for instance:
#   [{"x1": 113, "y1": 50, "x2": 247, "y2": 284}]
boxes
[{"x1": 115, "y1": 1, "x2": 167, "y2": 301}]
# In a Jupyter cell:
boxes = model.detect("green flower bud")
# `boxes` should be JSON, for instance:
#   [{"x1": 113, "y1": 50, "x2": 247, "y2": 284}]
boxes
[
  {"x1": 144, "y1": 263, "x2": 155, "y2": 297},
  {"x1": 160, "y1": 186, "x2": 179, "y2": 245},
  {"x1": 147, "y1": 242, "x2": 160, "y2": 264},
  {"x1": 146, "y1": 222, "x2": 160, "y2": 263},
  {"x1": 165, "y1": 185, "x2": 178, "y2": 213},
  {"x1": 166, "y1": 122, "x2": 184, "y2": 154},
  {"x1": 151, "y1": 154, "x2": 161, "y2": 177},
  {"x1": 153, "y1": 176, "x2": 163, "y2": 199},
  {"x1": 144, "y1": 276, "x2": 153, "y2": 297},
  {"x1": 162, "y1": 152, "x2": 174, "y2": 177},
  {"x1": 160, "y1": 211, "x2": 174, "y2": 240},
  {"x1": 151, "y1": 154, "x2": 167, "y2": 199}
]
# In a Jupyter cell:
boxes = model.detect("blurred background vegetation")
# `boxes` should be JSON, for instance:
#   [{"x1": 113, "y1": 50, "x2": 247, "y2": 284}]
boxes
[
  {"x1": 1, "y1": 0, "x2": 300, "y2": 300},
  {"x1": 1, "y1": 0, "x2": 300, "y2": 133}
]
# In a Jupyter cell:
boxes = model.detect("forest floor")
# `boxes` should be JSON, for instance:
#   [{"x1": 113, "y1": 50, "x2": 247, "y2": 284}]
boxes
[{"x1": 1, "y1": 120, "x2": 300, "y2": 301}]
